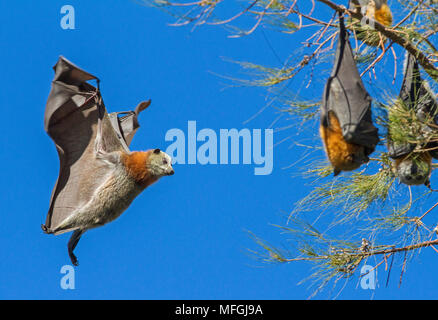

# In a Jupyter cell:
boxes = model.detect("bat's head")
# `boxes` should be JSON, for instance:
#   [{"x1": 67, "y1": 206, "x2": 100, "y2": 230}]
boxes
[
  {"x1": 395, "y1": 153, "x2": 432, "y2": 186},
  {"x1": 333, "y1": 145, "x2": 369, "y2": 176},
  {"x1": 351, "y1": 146, "x2": 370, "y2": 166},
  {"x1": 148, "y1": 148, "x2": 174, "y2": 177}
]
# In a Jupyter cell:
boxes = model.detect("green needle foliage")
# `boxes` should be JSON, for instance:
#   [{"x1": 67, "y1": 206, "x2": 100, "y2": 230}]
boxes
[{"x1": 293, "y1": 159, "x2": 396, "y2": 222}]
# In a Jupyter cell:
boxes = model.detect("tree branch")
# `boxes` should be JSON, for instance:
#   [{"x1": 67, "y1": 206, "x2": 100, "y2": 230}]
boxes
[{"x1": 316, "y1": 0, "x2": 438, "y2": 80}]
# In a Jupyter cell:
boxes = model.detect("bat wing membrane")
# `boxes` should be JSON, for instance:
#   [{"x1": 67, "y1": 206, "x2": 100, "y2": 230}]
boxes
[
  {"x1": 321, "y1": 16, "x2": 379, "y2": 155},
  {"x1": 43, "y1": 57, "x2": 127, "y2": 233},
  {"x1": 389, "y1": 53, "x2": 438, "y2": 159}
]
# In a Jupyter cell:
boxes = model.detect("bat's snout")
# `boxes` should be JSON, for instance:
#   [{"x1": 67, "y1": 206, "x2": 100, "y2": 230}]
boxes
[{"x1": 167, "y1": 168, "x2": 175, "y2": 176}]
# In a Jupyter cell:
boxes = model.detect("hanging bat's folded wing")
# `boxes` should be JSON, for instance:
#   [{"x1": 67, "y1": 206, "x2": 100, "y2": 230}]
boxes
[
  {"x1": 43, "y1": 56, "x2": 129, "y2": 234},
  {"x1": 389, "y1": 53, "x2": 438, "y2": 159},
  {"x1": 321, "y1": 16, "x2": 379, "y2": 156},
  {"x1": 400, "y1": 53, "x2": 438, "y2": 119},
  {"x1": 387, "y1": 142, "x2": 415, "y2": 159}
]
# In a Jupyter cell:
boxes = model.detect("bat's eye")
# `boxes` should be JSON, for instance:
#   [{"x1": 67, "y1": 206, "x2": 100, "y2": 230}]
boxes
[{"x1": 162, "y1": 159, "x2": 168, "y2": 165}]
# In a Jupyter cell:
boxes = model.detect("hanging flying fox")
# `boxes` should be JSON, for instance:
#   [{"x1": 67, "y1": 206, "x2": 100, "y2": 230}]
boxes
[
  {"x1": 320, "y1": 14, "x2": 379, "y2": 176},
  {"x1": 349, "y1": 0, "x2": 393, "y2": 47},
  {"x1": 42, "y1": 56, "x2": 174, "y2": 266},
  {"x1": 388, "y1": 53, "x2": 438, "y2": 186}
]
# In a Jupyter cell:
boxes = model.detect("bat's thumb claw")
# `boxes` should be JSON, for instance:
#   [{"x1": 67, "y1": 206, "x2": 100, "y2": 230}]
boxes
[{"x1": 41, "y1": 224, "x2": 51, "y2": 234}]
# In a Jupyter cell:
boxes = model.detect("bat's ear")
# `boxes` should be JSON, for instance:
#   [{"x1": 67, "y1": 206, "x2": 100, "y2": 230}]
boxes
[
  {"x1": 154, "y1": 148, "x2": 161, "y2": 154},
  {"x1": 333, "y1": 168, "x2": 341, "y2": 176}
]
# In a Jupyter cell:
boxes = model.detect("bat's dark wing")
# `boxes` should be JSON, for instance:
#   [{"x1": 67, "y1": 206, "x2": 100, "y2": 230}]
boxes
[
  {"x1": 43, "y1": 56, "x2": 147, "y2": 234},
  {"x1": 387, "y1": 142, "x2": 415, "y2": 159},
  {"x1": 321, "y1": 15, "x2": 379, "y2": 155},
  {"x1": 388, "y1": 53, "x2": 438, "y2": 159},
  {"x1": 400, "y1": 53, "x2": 438, "y2": 118}
]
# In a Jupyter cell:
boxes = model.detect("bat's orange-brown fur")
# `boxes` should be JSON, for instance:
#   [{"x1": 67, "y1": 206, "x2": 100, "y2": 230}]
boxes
[
  {"x1": 320, "y1": 111, "x2": 365, "y2": 175},
  {"x1": 357, "y1": 0, "x2": 392, "y2": 27},
  {"x1": 122, "y1": 150, "x2": 158, "y2": 187},
  {"x1": 374, "y1": 3, "x2": 392, "y2": 27},
  {"x1": 352, "y1": 0, "x2": 393, "y2": 47}
]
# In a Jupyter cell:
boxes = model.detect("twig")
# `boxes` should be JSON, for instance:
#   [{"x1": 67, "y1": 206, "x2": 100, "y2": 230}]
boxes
[{"x1": 315, "y1": 0, "x2": 438, "y2": 80}]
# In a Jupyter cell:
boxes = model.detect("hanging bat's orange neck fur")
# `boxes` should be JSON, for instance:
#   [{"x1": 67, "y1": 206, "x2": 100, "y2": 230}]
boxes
[
  {"x1": 374, "y1": 3, "x2": 392, "y2": 27},
  {"x1": 122, "y1": 151, "x2": 158, "y2": 187},
  {"x1": 320, "y1": 111, "x2": 365, "y2": 174}
]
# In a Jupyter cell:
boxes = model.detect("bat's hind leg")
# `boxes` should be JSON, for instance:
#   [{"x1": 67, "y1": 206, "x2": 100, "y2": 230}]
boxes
[{"x1": 68, "y1": 229, "x2": 85, "y2": 266}]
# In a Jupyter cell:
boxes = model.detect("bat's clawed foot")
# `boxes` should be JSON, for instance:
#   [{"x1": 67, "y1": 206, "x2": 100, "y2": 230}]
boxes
[
  {"x1": 68, "y1": 229, "x2": 84, "y2": 267},
  {"x1": 69, "y1": 251, "x2": 79, "y2": 266},
  {"x1": 425, "y1": 180, "x2": 438, "y2": 192}
]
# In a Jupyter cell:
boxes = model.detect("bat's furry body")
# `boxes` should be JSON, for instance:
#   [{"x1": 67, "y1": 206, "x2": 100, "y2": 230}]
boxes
[
  {"x1": 351, "y1": 0, "x2": 392, "y2": 26},
  {"x1": 373, "y1": 1, "x2": 392, "y2": 27},
  {"x1": 43, "y1": 57, "x2": 174, "y2": 266},
  {"x1": 350, "y1": 0, "x2": 392, "y2": 46},
  {"x1": 320, "y1": 111, "x2": 368, "y2": 175},
  {"x1": 44, "y1": 149, "x2": 173, "y2": 266},
  {"x1": 320, "y1": 15, "x2": 378, "y2": 176},
  {"x1": 47, "y1": 150, "x2": 171, "y2": 235},
  {"x1": 388, "y1": 53, "x2": 438, "y2": 187}
]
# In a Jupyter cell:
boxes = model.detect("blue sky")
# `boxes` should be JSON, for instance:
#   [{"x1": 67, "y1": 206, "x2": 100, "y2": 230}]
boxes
[{"x1": 1, "y1": 0, "x2": 437, "y2": 299}]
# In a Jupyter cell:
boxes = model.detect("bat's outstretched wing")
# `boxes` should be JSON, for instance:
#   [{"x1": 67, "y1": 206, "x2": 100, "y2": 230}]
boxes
[
  {"x1": 321, "y1": 15, "x2": 379, "y2": 156},
  {"x1": 108, "y1": 100, "x2": 151, "y2": 148},
  {"x1": 388, "y1": 53, "x2": 438, "y2": 159},
  {"x1": 43, "y1": 57, "x2": 147, "y2": 234}
]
